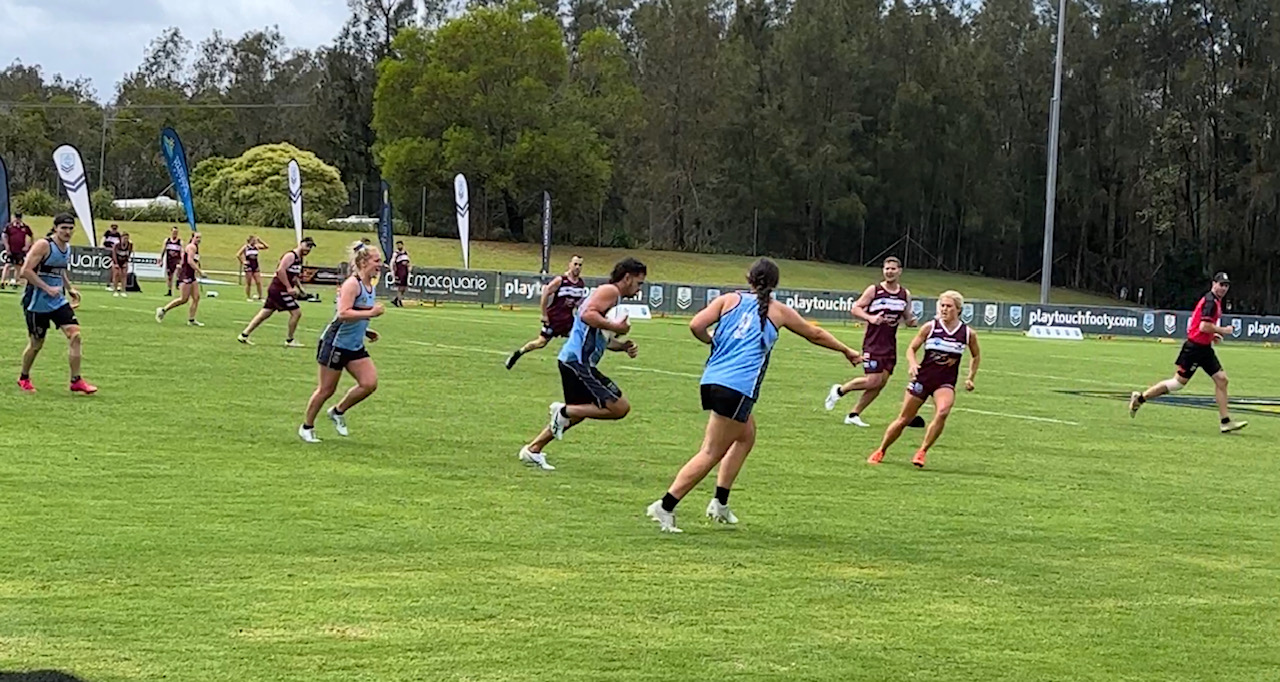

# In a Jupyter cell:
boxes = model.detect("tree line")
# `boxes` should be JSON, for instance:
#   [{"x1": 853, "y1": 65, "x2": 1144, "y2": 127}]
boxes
[{"x1": 1, "y1": 0, "x2": 1278, "y2": 311}]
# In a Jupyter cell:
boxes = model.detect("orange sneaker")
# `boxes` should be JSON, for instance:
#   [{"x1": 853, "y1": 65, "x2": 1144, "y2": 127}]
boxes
[
  {"x1": 69, "y1": 378, "x2": 98, "y2": 395},
  {"x1": 911, "y1": 450, "x2": 927, "y2": 468},
  {"x1": 867, "y1": 450, "x2": 885, "y2": 465},
  {"x1": 17, "y1": 378, "x2": 36, "y2": 393}
]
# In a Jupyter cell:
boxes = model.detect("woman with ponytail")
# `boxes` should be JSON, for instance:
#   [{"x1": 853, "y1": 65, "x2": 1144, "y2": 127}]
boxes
[
  {"x1": 299, "y1": 241, "x2": 385, "y2": 443},
  {"x1": 646, "y1": 258, "x2": 863, "y2": 533}
]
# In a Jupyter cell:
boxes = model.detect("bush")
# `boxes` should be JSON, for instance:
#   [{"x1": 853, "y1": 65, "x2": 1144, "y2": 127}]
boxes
[
  {"x1": 192, "y1": 143, "x2": 345, "y2": 223},
  {"x1": 14, "y1": 188, "x2": 60, "y2": 216},
  {"x1": 130, "y1": 203, "x2": 186, "y2": 224},
  {"x1": 90, "y1": 188, "x2": 120, "y2": 222}
]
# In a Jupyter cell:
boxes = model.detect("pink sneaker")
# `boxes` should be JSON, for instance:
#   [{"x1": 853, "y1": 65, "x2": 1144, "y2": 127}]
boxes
[
  {"x1": 17, "y1": 378, "x2": 36, "y2": 393},
  {"x1": 70, "y1": 378, "x2": 98, "y2": 395}
]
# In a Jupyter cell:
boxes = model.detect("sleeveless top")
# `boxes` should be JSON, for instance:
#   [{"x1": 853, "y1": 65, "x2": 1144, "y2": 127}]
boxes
[
  {"x1": 701, "y1": 292, "x2": 779, "y2": 399},
  {"x1": 244, "y1": 245, "x2": 259, "y2": 269},
  {"x1": 916, "y1": 320, "x2": 969, "y2": 389},
  {"x1": 558, "y1": 304, "x2": 609, "y2": 368},
  {"x1": 102, "y1": 231, "x2": 120, "y2": 250},
  {"x1": 322, "y1": 278, "x2": 377, "y2": 351},
  {"x1": 164, "y1": 237, "x2": 183, "y2": 263},
  {"x1": 547, "y1": 275, "x2": 588, "y2": 329},
  {"x1": 393, "y1": 250, "x2": 410, "y2": 272},
  {"x1": 863, "y1": 283, "x2": 909, "y2": 356},
  {"x1": 180, "y1": 244, "x2": 199, "y2": 280},
  {"x1": 270, "y1": 250, "x2": 304, "y2": 291},
  {"x1": 26, "y1": 238, "x2": 70, "y2": 313}
]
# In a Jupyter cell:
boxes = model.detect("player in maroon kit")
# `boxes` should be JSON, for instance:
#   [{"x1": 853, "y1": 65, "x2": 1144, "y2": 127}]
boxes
[
  {"x1": 237, "y1": 237, "x2": 316, "y2": 347},
  {"x1": 1129, "y1": 272, "x2": 1247, "y2": 433},
  {"x1": 109, "y1": 232, "x2": 134, "y2": 297},
  {"x1": 2, "y1": 212, "x2": 33, "y2": 289},
  {"x1": 390, "y1": 240, "x2": 410, "y2": 307},
  {"x1": 868, "y1": 290, "x2": 981, "y2": 469},
  {"x1": 161, "y1": 227, "x2": 183, "y2": 296},
  {"x1": 505, "y1": 255, "x2": 588, "y2": 369},
  {"x1": 237, "y1": 234, "x2": 270, "y2": 301},
  {"x1": 156, "y1": 232, "x2": 204, "y2": 326},
  {"x1": 824, "y1": 257, "x2": 922, "y2": 427}
]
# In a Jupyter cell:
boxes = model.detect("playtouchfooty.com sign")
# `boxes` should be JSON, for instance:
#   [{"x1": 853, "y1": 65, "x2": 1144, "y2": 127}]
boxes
[{"x1": 1025, "y1": 307, "x2": 1142, "y2": 331}]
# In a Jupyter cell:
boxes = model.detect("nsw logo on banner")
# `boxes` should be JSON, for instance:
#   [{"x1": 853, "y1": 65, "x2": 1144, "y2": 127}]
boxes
[
  {"x1": 707, "y1": 288, "x2": 721, "y2": 306},
  {"x1": 983, "y1": 304, "x2": 997, "y2": 326},
  {"x1": 1164, "y1": 314, "x2": 1177, "y2": 335},
  {"x1": 676, "y1": 286, "x2": 693, "y2": 310},
  {"x1": 1009, "y1": 305, "x2": 1023, "y2": 327},
  {"x1": 961, "y1": 303, "x2": 974, "y2": 324},
  {"x1": 1232, "y1": 318, "x2": 1243, "y2": 338},
  {"x1": 649, "y1": 285, "x2": 664, "y2": 308},
  {"x1": 1142, "y1": 312, "x2": 1155, "y2": 334}
]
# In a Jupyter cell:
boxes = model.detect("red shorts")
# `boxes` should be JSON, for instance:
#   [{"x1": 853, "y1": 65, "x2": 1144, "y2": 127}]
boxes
[
  {"x1": 862, "y1": 352, "x2": 896, "y2": 375},
  {"x1": 265, "y1": 284, "x2": 300, "y2": 312}
]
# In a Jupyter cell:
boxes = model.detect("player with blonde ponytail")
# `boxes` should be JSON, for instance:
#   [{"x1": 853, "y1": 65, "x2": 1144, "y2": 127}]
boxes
[{"x1": 299, "y1": 241, "x2": 385, "y2": 443}]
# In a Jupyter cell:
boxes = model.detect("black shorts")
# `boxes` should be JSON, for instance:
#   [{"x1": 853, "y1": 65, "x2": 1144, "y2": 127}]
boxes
[
  {"x1": 317, "y1": 342, "x2": 370, "y2": 371},
  {"x1": 559, "y1": 361, "x2": 622, "y2": 408},
  {"x1": 700, "y1": 383, "x2": 755, "y2": 423},
  {"x1": 1175, "y1": 340, "x2": 1221, "y2": 379},
  {"x1": 25, "y1": 304, "x2": 79, "y2": 339},
  {"x1": 4, "y1": 250, "x2": 25, "y2": 266}
]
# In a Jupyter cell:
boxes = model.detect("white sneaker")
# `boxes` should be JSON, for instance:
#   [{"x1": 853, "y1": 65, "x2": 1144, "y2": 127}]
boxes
[
  {"x1": 518, "y1": 446, "x2": 555, "y2": 471},
  {"x1": 155, "y1": 307, "x2": 166, "y2": 323},
  {"x1": 1129, "y1": 391, "x2": 1142, "y2": 418},
  {"x1": 706, "y1": 499, "x2": 739, "y2": 524},
  {"x1": 1221, "y1": 420, "x2": 1248, "y2": 434},
  {"x1": 825, "y1": 384, "x2": 842, "y2": 411},
  {"x1": 548, "y1": 402, "x2": 570, "y2": 440},
  {"x1": 327, "y1": 406, "x2": 349, "y2": 436},
  {"x1": 237, "y1": 334, "x2": 254, "y2": 345},
  {"x1": 112, "y1": 291, "x2": 120, "y2": 297},
  {"x1": 187, "y1": 319, "x2": 204, "y2": 327},
  {"x1": 104, "y1": 286, "x2": 113, "y2": 292},
  {"x1": 298, "y1": 425, "x2": 321, "y2": 443},
  {"x1": 646, "y1": 500, "x2": 682, "y2": 533},
  {"x1": 285, "y1": 339, "x2": 303, "y2": 348},
  {"x1": 120, "y1": 292, "x2": 127, "y2": 298},
  {"x1": 844, "y1": 414, "x2": 870, "y2": 427}
]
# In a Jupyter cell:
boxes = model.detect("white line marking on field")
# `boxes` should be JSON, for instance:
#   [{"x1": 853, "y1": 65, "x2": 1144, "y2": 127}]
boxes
[
  {"x1": 406, "y1": 340, "x2": 509, "y2": 356},
  {"x1": 615, "y1": 366, "x2": 700, "y2": 378},
  {"x1": 953, "y1": 407, "x2": 1080, "y2": 426},
  {"x1": 984, "y1": 369, "x2": 1117, "y2": 386}
]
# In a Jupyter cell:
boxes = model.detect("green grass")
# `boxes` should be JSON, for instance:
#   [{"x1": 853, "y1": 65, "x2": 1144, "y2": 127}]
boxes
[
  {"x1": 2, "y1": 285, "x2": 1278, "y2": 681},
  {"x1": 22, "y1": 215, "x2": 1115, "y2": 304}
]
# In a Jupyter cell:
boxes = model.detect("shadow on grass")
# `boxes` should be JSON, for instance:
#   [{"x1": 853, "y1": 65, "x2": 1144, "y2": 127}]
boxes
[{"x1": 0, "y1": 673, "x2": 93, "y2": 682}]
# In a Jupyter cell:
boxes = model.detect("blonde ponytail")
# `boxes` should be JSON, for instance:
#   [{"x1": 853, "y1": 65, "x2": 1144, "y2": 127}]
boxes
[{"x1": 349, "y1": 240, "x2": 375, "y2": 274}]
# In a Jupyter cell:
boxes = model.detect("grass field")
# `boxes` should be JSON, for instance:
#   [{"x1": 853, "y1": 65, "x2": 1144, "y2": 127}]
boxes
[
  {"x1": 18, "y1": 215, "x2": 1115, "y2": 304},
  {"x1": 2, "y1": 284, "x2": 1278, "y2": 681}
]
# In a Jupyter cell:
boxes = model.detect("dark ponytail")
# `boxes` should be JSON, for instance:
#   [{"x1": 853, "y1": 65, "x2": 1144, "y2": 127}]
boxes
[{"x1": 747, "y1": 258, "x2": 780, "y2": 331}]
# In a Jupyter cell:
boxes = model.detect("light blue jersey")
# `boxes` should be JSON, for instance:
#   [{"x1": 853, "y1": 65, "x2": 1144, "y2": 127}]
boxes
[
  {"x1": 26, "y1": 238, "x2": 70, "y2": 313},
  {"x1": 701, "y1": 292, "x2": 779, "y2": 399},
  {"x1": 321, "y1": 278, "x2": 377, "y2": 351},
  {"x1": 558, "y1": 307, "x2": 608, "y2": 368}
]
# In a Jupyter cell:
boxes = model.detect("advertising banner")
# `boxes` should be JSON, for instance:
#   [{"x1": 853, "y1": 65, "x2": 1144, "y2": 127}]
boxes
[{"x1": 382, "y1": 267, "x2": 495, "y2": 303}]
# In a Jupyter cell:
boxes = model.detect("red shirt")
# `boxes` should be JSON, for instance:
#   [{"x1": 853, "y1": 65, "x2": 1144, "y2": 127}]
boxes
[
  {"x1": 1187, "y1": 291, "x2": 1221, "y2": 346},
  {"x1": 4, "y1": 222, "x2": 33, "y2": 253}
]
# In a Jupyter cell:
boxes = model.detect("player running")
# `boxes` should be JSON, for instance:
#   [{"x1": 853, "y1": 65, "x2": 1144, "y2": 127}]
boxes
[
  {"x1": 237, "y1": 237, "x2": 316, "y2": 347},
  {"x1": 300, "y1": 242, "x2": 385, "y2": 443},
  {"x1": 868, "y1": 290, "x2": 981, "y2": 469},
  {"x1": 390, "y1": 241, "x2": 410, "y2": 307},
  {"x1": 162, "y1": 227, "x2": 183, "y2": 296},
  {"x1": 825, "y1": 256, "x2": 920, "y2": 427},
  {"x1": 646, "y1": 258, "x2": 862, "y2": 533},
  {"x1": 505, "y1": 255, "x2": 587, "y2": 369},
  {"x1": 109, "y1": 232, "x2": 133, "y2": 297},
  {"x1": 516, "y1": 257, "x2": 646, "y2": 471},
  {"x1": 2, "y1": 212, "x2": 33, "y2": 289},
  {"x1": 156, "y1": 232, "x2": 204, "y2": 326},
  {"x1": 18, "y1": 213, "x2": 96, "y2": 394},
  {"x1": 1129, "y1": 272, "x2": 1247, "y2": 433},
  {"x1": 237, "y1": 235, "x2": 270, "y2": 301}
]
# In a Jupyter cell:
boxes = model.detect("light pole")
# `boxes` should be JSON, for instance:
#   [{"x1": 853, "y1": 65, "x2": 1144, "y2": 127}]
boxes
[
  {"x1": 1040, "y1": 0, "x2": 1069, "y2": 304},
  {"x1": 98, "y1": 110, "x2": 142, "y2": 190}
]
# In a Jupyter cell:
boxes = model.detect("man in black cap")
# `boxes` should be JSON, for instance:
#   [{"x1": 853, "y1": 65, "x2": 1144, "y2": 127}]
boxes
[
  {"x1": 237, "y1": 236, "x2": 315, "y2": 347},
  {"x1": 1129, "y1": 272, "x2": 1246, "y2": 433}
]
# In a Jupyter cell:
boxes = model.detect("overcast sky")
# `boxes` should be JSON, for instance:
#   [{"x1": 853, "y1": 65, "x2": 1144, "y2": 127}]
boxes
[{"x1": 1, "y1": 0, "x2": 349, "y2": 101}]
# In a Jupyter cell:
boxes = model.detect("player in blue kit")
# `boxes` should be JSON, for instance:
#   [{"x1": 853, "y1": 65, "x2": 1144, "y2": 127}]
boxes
[
  {"x1": 18, "y1": 213, "x2": 96, "y2": 394},
  {"x1": 646, "y1": 258, "x2": 862, "y2": 533},
  {"x1": 299, "y1": 242, "x2": 385, "y2": 443}
]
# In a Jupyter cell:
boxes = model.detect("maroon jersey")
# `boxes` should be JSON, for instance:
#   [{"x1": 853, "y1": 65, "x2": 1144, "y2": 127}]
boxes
[
  {"x1": 910, "y1": 320, "x2": 969, "y2": 399},
  {"x1": 179, "y1": 245, "x2": 199, "y2": 283},
  {"x1": 102, "y1": 230, "x2": 121, "y2": 251},
  {"x1": 244, "y1": 245, "x2": 260, "y2": 272},
  {"x1": 862, "y1": 283, "x2": 910, "y2": 357},
  {"x1": 164, "y1": 237, "x2": 183, "y2": 270},
  {"x1": 113, "y1": 241, "x2": 133, "y2": 265},
  {"x1": 392, "y1": 250, "x2": 410, "y2": 282},
  {"x1": 4, "y1": 222, "x2": 33, "y2": 253},
  {"x1": 1187, "y1": 291, "x2": 1221, "y2": 346},
  {"x1": 269, "y1": 250, "x2": 304, "y2": 294},
  {"x1": 546, "y1": 275, "x2": 588, "y2": 333}
]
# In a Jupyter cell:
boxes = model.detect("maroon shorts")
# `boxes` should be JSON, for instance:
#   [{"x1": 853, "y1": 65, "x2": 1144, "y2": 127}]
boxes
[
  {"x1": 862, "y1": 352, "x2": 896, "y2": 375},
  {"x1": 166, "y1": 260, "x2": 181, "y2": 276},
  {"x1": 245, "y1": 262, "x2": 260, "y2": 274},
  {"x1": 907, "y1": 375, "x2": 956, "y2": 400},
  {"x1": 540, "y1": 319, "x2": 573, "y2": 339},
  {"x1": 394, "y1": 267, "x2": 409, "y2": 286},
  {"x1": 265, "y1": 284, "x2": 300, "y2": 312}
]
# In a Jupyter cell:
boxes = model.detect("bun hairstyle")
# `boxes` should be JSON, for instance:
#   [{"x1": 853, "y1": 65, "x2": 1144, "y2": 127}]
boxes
[
  {"x1": 747, "y1": 257, "x2": 780, "y2": 331},
  {"x1": 349, "y1": 240, "x2": 377, "y2": 273}
]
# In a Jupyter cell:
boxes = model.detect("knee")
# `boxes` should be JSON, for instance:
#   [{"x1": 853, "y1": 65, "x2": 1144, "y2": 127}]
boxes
[
  {"x1": 610, "y1": 398, "x2": 631, "y2": 419},
  {"x1": 934, "y1": 404, "x2": 952, "y2": 419},
  {"x1": 868, "y1": 375, "x2": 887, "y2": 390},
  {"x1": 361, "y1": 378, "x2": 379, "y2": 394},
  {"x1": 1214, "y1": 374, "x2": 1229, "y2": 389}
]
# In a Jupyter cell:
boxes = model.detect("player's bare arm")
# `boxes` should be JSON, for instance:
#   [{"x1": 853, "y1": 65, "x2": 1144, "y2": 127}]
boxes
[
  {"x1": 777, "y1": 304, "x2": 862, "y2": 364},
  {"x1": 276, "y1": 252, "x2": 296, "y2": 292},
  {"x1": 20, "y1": 240, "x2": 59, "y2": 297},
  {"x1": 906, "y1": 321, "x2": 934, "y2": 379},
  {"x1": 336, "y1": 278, "x2": 384, "y2": 322},
  {"x1": 965, "y1": 329, "x2": 981, "y2": 391},
  {"x1": 540, "y1": 275, "x2": 563, "y2": 322},
  {"x1": 851, "y1": 285, "x2": 882, "y2": 325},
  {"x1": 606, "y1": 338, "x2": 638, "y2": 357},
  {"x1": 580, "y1": 285, "x2": 627, "y2": 335},
  {"x1": 903, "y1": 289, "x2": 919, "y2": 327},
  {"x1": 689, "y1": 294, "x2": 732, "y2": 345}
]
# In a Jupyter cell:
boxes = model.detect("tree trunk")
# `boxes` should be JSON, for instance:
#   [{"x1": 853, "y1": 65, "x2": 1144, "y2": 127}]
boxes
[{"x1": 503, "y1": 189, "x2": 525, "y2": 240}]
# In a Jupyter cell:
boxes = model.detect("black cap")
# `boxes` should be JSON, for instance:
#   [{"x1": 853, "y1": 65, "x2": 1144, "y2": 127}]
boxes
[
  {"x1": 1213, "y1": 272, "x2": 1230, "y2": 284},
  {"x1": 301, "y1": 237, "x2": 316, "y2": 246},
  {"x1": 52, "y1": 212, "x2": 75, "y2": 227}
]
